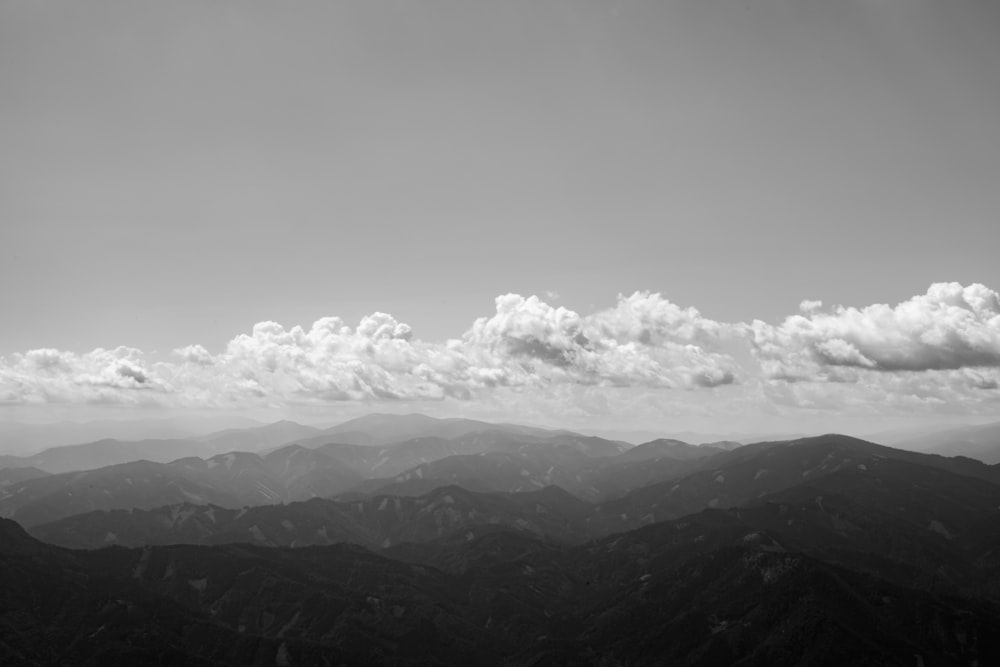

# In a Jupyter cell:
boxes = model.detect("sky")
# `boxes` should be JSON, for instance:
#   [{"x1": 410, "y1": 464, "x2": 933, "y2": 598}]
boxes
[{"x1": 1, "y1": 0, "x2": 999, "y2": 434}]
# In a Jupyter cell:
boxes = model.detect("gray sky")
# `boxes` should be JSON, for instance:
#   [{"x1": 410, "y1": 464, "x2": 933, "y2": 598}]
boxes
[{"x1": 2, "y1": 0, "x2": 999, "y2": 432}]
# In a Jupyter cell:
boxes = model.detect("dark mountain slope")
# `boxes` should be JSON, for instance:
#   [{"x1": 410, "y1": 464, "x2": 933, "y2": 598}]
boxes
[
  {"x1": 6, "y1": 492, "x2": 1000, "y2": 667},
  {"x1": 0, "y1": 520, "x2": 350, "y2": 667},
  {"x1": 0, "y1": 518, "x2": 492, "y2": 666}
]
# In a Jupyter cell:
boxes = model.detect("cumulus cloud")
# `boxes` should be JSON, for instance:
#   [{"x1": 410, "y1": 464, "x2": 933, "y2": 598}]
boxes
[
  {"x1": 750, "y1": 282, "x2": 1000, "y2": 379},
  {"x1": 0, "y1": 292, "x2": 740, "y2": 409},
  {"x1": 463, "y1": 292, "x2": 738, "y2": 389},
  {"x1": 2, "y1": 284, "x2": 998, "y2": 418},
  {"x1": 0, "y1": 346, "x2": 164, "y2": 406}
]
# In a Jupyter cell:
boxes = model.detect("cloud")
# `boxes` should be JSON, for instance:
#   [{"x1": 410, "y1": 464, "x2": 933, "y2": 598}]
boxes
[
  {"x1": 2, "y1": 284, "x2": 998, "y2": 420},
  {"x1": 0, "y1": 292, "x2": 739, "y2": 409},
  {"x1": 463, "y1": 292, "x2": 738, "y2": 389},
  {"x1": 750, "y1": 282, "x2": 1000, "y2": 378},
  {"x1": 0, "y1": 346, "x2": 164, "y2": 406}
]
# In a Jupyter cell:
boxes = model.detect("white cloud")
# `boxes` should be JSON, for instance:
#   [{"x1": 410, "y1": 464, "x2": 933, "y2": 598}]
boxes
[
  {"x1": 463, "y1": 292, "x2": 738, "y2": 389},
  {"x1": 750, "y1": 282, "x2": 1000, "y2": 378},
  {"x1": 2, "y1": 284, "x2": 998, "y2": 422},
  {"x1": 0, "y1": 346, "x2": 164, "y2": 406}
]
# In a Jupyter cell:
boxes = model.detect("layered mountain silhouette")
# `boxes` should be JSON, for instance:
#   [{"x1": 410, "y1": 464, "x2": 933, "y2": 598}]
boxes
[
  {"x1": 0, "y1": 446, "x2": 367, "y2": 527},
  {"x1": 31, "y1": 435, "x2": 1000, "y2": 605},
  {"x1": 6, "y1": 416, "x2": 1000, "y2": 664},
  {"x1": 0, "y1": 423, "x2": 641, "y2": 526},
  {"x1": 0, "y1": 421, "x2": 322, "y2": 474},
  {"x1": 0, "y1": 415, "x2": 261, "y2": 456}
]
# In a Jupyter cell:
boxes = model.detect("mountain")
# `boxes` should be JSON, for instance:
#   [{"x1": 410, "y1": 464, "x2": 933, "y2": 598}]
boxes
[
  {"x1": 0, "y1": 517, "x2": 495, "y2": 666},
  {"x1": 194, "y1": 419, "x2": 322, "y2": 453},
  {"x1": 539, "y1": 516, "x2": 1000, "y2": 666},
  {"x1": 0, "y1": 446, "x2": 363, "y2": 528},
  {"x1": 730, "y1": 459, "x2": 1000, "y2": 598},
  {"x1": 1, "y1": 428, "x2": 626, "y2": 529},
  {"x1": 579, "y1": 455, "x2": 711, "y2": 502},
  {"x1": 615, "y1": 439, "x2": 728, "y2": 463},
  {"x1": 302, "y1": 412, "x2": 573, "y2": 448},
  {"x1": 0, "y1": 466, "x2": 50, "y2": 487},
  {"x1": 602, "y1": 434, "x2": 1000, "y2": 529},
  {"x1": 579, "y1": 426, "x2": 800, "y2": 446},
  {"x1": 336, "y1": 433, "x2": 723, "y2": 503},
  {"x1": 0, "y1": 438, "x2": 223, "y2": 474},
  {"x1": 171, "y1": 446, "x2": 363, "y2": 504},
  {"x1": 0, "y1": 460, "x2": 244, "y2": 527},
  {"x1": 7, "y1": 504, "x2": 1000, "y2": 666},
  {"x1": 0, "y1": 420, "x2": 325, "y2": 474},
  {"x1": 344, "y1": 450, "x2": 600, "y2": 500},
  {"x1": 31, "y1": 485, "x2": 598, "y2": 551},
  {"x1": 345, "y1": 446, "x2": 710, "y2": 504},
  {"x1": 0, "y1": 415, "x2": 261, "y2": 456},
  {"x1": 304, "y1": 429, "x2": 625, "y2": 490},
  {"x1": 891, "y1": 421, "x2": 1000, "y2": 464},
  {"x1": 8, "y1": 426, "x2": 1000, "y2": 665},
  {"x1": 43, "y1": 431, "x2": 1000, "y2": 576}
]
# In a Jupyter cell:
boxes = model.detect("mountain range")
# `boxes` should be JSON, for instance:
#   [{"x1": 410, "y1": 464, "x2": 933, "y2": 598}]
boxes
[
  {"x1": 4, "y1": 414, "x2": 1000, "y2": 664},
  {"x1": 5, "y1": 432, "x2": 1000, "y2": 665}
]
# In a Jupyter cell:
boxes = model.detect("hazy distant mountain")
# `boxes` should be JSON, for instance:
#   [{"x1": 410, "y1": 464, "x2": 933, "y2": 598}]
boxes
[
  {"x1": 0, "y1": 420, "x2": 323, "y2": 475},
  {"x1": 615, "y1": 439, "x2": 728, "y2": 463},
  {"x1": 579, "y1": 428, "x2": 799, "y2": 445},
  {"x1": 889, "y1": 421, "x2": 1000, "y2": 464},
  {"x1": 337, "y1": 431, "x2": 632, "y2": 500},
  {"x1": 0, "y1": 415, "x2": 261, "y2": 456},
  {"x1": 171, "y1": 446, "x2": 363, "y2": 504},
  {"x1": 194, "y1": 419, "x2": 322, "y2": 452},
  {"x1": 303, "y1": 412, "x2": 573, "y2": 448},
  {"x1": 0, "y1": 438, "x2": 223, "y2": 474},
  {"x1": 312, "y1": 429, "x2": 627, "y2": 480},
  {"x1": 346, "y1": 447, "x2": 709, "y2": 504}
]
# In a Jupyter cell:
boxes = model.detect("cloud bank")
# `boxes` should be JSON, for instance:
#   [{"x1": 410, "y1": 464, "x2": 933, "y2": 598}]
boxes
[
  {"x1": 2, "y1": 283, "x2": 998, "y2": 420},
  {"x1": 749, "y1": 282, "x2": 1000, "y2": 379}
]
